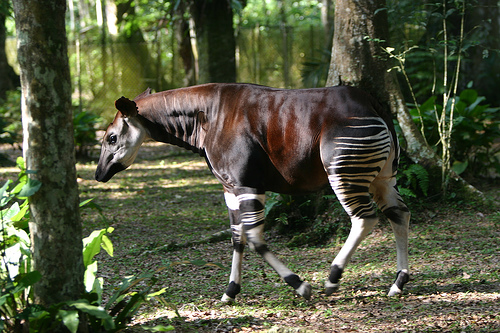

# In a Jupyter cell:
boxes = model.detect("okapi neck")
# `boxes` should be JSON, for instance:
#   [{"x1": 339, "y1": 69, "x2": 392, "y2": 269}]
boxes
[{"x1": 137, "y1": 113, "x2": 205, "y2": 156}]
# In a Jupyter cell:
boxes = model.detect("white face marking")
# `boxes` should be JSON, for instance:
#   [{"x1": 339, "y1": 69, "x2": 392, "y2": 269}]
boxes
[
  {"x1": 96, "y1": 115, "x2": 148, "y2": 182},
  {"x1": 103, "y1": 117, "x2": 146, "y2": 168}
]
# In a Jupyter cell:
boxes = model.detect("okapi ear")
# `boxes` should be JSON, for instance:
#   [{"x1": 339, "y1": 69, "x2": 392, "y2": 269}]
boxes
[
  {"x1": 134, "y1": 87, "x2": 152, "y2": 101},
  {"x1": 115, "y1": 97, "x2": 138, "y2": 117}
]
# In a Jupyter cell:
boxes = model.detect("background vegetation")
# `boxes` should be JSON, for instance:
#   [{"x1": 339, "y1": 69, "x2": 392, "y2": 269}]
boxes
[{"x1": 1, "y1": 0, "x2": 499, "y2": 331}]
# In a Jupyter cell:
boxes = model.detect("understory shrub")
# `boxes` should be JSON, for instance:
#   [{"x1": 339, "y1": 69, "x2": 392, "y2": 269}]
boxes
[
  {"x1": 0, "y1": 158, "x2": 171, "y2": 332},
  {"x1": 73, "y1": 109, "x2": 102, "y2": 159},
  {"x1": 409, "y1": 88, "x2": 500, "y2": 178},
  {"x1": 0, "y1": 91, "x2": 101, "y2": 160},
  {"x1": 265, "y1": 191, "x2": 351, "y2": 247}
]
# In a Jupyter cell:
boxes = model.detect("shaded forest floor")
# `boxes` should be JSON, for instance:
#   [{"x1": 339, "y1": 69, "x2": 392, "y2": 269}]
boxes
[{"x1": 1, "y1": 143, "x2": 499, "y2": 332}]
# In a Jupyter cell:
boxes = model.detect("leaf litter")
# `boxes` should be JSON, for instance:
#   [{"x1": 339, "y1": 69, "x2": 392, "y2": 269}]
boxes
[{"x1": 3, "y1": 142, "x2": 497, "y2": 332}]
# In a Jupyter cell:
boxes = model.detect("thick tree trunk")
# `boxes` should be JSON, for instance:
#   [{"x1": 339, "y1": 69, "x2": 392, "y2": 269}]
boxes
[
  {"x1": 326, "y1": 0, "x2": 484, "y2": 200},
  {"x1": 190, "y1": 0, "x2": 236, "y2": 83},
  {"x1": 0, "y1": 11, "x2": 20, "y2": 100},
  {"x1": 13, "y1": 0, "x2": 85, "y2": 306},
  {"x1": 326, "y1": 0, "x2": 439, "y2": 168}
]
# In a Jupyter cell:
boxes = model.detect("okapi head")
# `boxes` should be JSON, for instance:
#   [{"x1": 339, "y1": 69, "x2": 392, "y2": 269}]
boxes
[{"x1": 95, "y1": 95, "x2": 148, "y2": 182}]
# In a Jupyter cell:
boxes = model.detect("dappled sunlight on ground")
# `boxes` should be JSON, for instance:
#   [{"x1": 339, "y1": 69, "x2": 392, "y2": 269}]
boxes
[{"x1": 2, "y1": 142, "x2": 499, "y2": 332}]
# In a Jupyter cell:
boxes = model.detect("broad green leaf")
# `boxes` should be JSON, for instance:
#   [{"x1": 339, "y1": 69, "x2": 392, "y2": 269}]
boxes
[
  {"x1": 68, "y1": 300, "x2": 115, "y2": 330},
  {"x1": 17, "y1": 178, "x2": 42, "y2": 198},
  {"x1": 0, "y1": 180, "x2": 13, "y2": 206},
  {"x1": 2, "y1": 201, "x2": 20, "y2": 221},
  {"x1": 11, "y1": 271, "x2": 42, "y2": 294},
  {"x1": 16, "y1": 157, "x2": 25, "y2": 171},
  {"x1": 459, "y1": 89, "x2": 478, "y2": 105},
  {"x1": 84, "y1": 261, "x2": 98, "y2": 293},
  {"x1": 59, "y1": 309, "x2": 79, "y2": 333},
  {"x1": 101, "y1": 235, "x2": 114, "y2": 257},
  {"x1": 82, "y1": 229, "x2": 108, "y2": 267},
  {"x1": 10, "y1": 202, "x2": 29, "y2": 222},
  {"x1": 452, "y1": 160, "x2": 468, "y2": 175}
]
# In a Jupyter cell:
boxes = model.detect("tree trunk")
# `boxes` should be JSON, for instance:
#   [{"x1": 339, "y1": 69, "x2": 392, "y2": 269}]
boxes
[
  {"x1": 189, "y1": 0, "x2": 236, "y2": 83},
  {"x1": 326, "y1": 0, "x2": 439, "y2": 168},
  {"x1": 12, "y1": 0, "x2": 85, "y2": 307},
  {"x1": 0, "y1": 10, "x2": 20, "y2": 100},
  {"x1": 326, "y1": 0, "x2": 484, "y2": 200},
  {"x1": 321, "y1": 0, "x2": 334, "y2": 47},
  {"x1": 462, "y1": 0, "x2": 500, "y2": 106},
  {"x1": 173, "y1": 1, "x2": 196, "y2": 86}
]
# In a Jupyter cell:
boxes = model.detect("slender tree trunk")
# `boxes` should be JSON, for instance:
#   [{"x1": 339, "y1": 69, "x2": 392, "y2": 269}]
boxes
[
  {"x1": 321, "y1": 0, "x2": 334, "y2": 47},
  {"x1": 278, "y1": 0, "x2": 290, "y2": 87},
  {"x1": 12, "y1": 0, "x2": 85, "y2": 308},
  {"x1": 190, "y1": 0, "x2": 236, "y2": 83},
  {"x1": 173, "y1": 1, "x2": 196, "y2": 86},
  {"x1": 0, "y1": 10, "x2": 20, "y2": 100}
]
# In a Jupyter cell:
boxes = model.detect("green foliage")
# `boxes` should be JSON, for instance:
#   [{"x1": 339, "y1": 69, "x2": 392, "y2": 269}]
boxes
[
  {"x1": 397, "y1": 163, "x2": 430, "y2": 199},
  {"x1": 240, "y1": 0, "x2": 322, "y2": 28},
  {"x1": 0, "y1": 90, "x2": 22, "y2": 147},
  {"x1": 301, "y1": 48, "x2": 331, "y2": 88},
  {"x1": 0, "y1": 91, "x2": 101, "y2": 159},
  {"x1": 409, "y1": 88, "x2": 500, "y2": 177},
  {"x1": 265, "y1": 191, "x2": 350, "y2": 247},
  {"x1": 80, "y1": 229, "x2": 170, "y2": 332},
  {"x1": 73, "y1": 109, "x2": 102, "y2": 158},
  {"x1": 0, "y1": 157, "x2": 41, "y2": 331},
  {"x1": 0, "y1": 160, "x2": 171, "y2": 332}
]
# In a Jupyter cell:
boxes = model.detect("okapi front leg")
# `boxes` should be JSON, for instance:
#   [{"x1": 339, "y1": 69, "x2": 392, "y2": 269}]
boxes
[
  {"x1": 221, "y1": 192, "x2": 246, "y2": 303},
  {"x1": 236, "y1": 188, "x2": 312, "y2": 300}
]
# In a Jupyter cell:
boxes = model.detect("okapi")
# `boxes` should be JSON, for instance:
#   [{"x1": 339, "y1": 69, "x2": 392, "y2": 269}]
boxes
[{"x1": 95, "y1": 83, "x2": 411, "y2": 302}]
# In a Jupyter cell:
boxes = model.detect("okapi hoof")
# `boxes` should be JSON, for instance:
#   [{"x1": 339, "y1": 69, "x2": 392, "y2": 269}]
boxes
[
  {"x1": 296, "y1": 282, "x2": 312, "y2": 300},
  {"x1": 220, "y1": 293, "x2": 236, "y2": 304},
  {"x1": 387, "y1": 270, "x2": 410, "y2": 296},
  {"x1": 324, "y1": 281, "x2": 340, "y2": 296}
]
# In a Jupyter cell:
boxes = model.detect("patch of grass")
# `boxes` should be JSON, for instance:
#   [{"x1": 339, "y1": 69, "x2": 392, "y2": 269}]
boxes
[{"x1": 2, "y1": 143, "x2": 499, "y2": 332}]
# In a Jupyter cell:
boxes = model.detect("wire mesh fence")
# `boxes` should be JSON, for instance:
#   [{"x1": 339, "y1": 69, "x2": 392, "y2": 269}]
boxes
[{"x1": 8, "y1": 24, "x2": 327, "y2": 121}]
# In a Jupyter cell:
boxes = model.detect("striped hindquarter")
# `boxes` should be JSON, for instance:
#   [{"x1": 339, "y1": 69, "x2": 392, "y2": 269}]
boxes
[
  {"x1": 324, "y1": 116, "x2": 410, "y2": 295},
  {"x1": 327, "y1": 117, "x2": 393, "y2": 219}
]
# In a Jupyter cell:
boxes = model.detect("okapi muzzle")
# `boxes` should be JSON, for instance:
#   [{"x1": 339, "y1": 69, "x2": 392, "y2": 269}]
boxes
[{"x1": 95, "y1": 96, "x2": 147, "y2": 182}]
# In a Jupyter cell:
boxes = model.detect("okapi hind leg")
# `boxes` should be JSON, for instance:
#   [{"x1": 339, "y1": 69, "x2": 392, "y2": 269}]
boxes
[
  {"x1": 371, "y1": 178, "x2": 411, "y2": 296},
  {"x1": 325, "y1": 215, "x2": 379, "y2": 295},
  {"x1": 235, "y1": 188, "x2": 312, "y2": 300}
]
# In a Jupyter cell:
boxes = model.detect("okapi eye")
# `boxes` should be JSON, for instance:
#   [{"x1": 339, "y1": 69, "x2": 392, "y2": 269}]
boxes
[{"x1": 109, "y1": 134, "x2": 117, "y2": 144}]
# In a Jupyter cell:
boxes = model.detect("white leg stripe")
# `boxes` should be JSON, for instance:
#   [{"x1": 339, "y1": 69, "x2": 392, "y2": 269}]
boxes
[
  {"x1": 230, "y1": 223, "x2": 243, "y2": 243},
  {"x1": 237, "y1": 193, "x2": 266, "y2": 205},
  {"x1": 224, "y1": 192, "x2": 240, "y2": 211},
  {"x1": 241, "y1": 210, "x2": 265, "y2": 225}
]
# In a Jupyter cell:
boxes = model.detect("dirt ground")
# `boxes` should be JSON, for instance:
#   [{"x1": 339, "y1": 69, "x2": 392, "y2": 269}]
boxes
[{"x1": 1, "y1": 143, "x2": 499, "y2": 332}]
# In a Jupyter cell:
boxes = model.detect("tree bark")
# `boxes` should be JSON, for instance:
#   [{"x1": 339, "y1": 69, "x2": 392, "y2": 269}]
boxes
[
  {"x1": 12, "y1": 0, "x2": 85, "y2": 307},
  {"x1": 325, "y1": 0, "x2": 485, "y2": 200},
  {"x1": 326, "y1": 0, "x2": 439, "y2": 168},
  {"x1": 173, "y1": 1, "x2": 196, "y2": 86},
  {"x1": 189, "y1": 0, "x2": 237, "y2": 83},
  {"x1": 0, "y1": 9, "x2": 20, "y2": 100}
]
